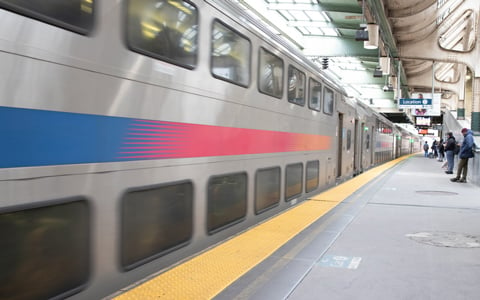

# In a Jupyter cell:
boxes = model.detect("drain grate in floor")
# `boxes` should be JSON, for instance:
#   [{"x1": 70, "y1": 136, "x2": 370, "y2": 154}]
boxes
[{"x1": 406, "y1": 231, "x2": 480, "y2": 248}]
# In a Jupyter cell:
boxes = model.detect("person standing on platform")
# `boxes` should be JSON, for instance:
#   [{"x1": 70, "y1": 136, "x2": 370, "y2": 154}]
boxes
[
  {"x1": 423, "y1": 141, "x2": 429, "y2": 157},
  {"x1": 431, "y1": 140, "x2": 438, "y2": 158},
  {"x1": 450, "y1": 128, "x2": 474, "y2": 183},
  {"x1": 444, "y1": 132, "x2": 456, "y2": 174},
  {"x1": 437, "y1": 138, "x2": 445, "y2": 161}
]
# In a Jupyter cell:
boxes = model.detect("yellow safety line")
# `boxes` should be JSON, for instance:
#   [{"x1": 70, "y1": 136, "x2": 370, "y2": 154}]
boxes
[{"x1": 114, "y1": 155, "x2": 411, "y2": 300}]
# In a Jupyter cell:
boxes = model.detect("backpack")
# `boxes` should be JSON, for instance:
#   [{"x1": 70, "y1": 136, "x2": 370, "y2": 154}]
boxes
[
  {"x1": 423, "y1": 143, "x2": 428, "y2": 151},
  {"x1": 454, "y1": 143, "x2": 460, "y2": 155}
]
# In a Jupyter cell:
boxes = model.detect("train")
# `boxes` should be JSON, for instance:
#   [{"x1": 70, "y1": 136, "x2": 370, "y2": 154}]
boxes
[{"x1": 0, "y1": 1, "x2": 421, "y2": 299}]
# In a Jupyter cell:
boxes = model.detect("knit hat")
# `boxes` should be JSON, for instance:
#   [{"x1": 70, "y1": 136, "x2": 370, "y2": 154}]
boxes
[{"x1": 461, "y1": 128, "x2": 468, "y2": 133}]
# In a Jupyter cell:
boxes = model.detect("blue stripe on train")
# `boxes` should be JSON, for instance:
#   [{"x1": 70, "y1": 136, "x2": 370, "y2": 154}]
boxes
[{"x1": 0, "y1": 106, "x2": 131, "y2": 168}]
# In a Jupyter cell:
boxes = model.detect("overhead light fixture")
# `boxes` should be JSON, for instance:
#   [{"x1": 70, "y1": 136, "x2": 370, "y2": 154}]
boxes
[
  {"x1": 356, "y1": 1, "x2": 369, "y2": 41},
  {"x1": 355, "y1": 24, "x2": 368, "y2": 41},
  {"x1": 383, "y1": 85, "x2": 394, "y2": 92},
  {"x1": 373, "y1": 66, "x2": 383, "y2": 77},
  {"x1": 364, "y1": 24, "x2": 379, "y2": 49},
  {"x1": 380, "y1": 57, "x2": 391, "y2": 75}
]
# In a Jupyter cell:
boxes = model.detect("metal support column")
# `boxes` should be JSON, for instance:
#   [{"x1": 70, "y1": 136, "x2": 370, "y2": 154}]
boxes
[
  {"x1": 458, "y1": 100, "x2": 465, "y2": 120},
  {"x1": 472, "y1": 77, "x2": 480, "y2": 134}
]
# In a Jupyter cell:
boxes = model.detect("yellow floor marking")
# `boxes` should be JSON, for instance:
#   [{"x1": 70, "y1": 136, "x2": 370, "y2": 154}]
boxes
[{"x1": 114, "y1": 155, "x2": 411, "y2": 300}]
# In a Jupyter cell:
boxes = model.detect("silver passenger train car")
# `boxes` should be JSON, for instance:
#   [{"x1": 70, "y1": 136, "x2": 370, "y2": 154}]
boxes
[{"x1": 0, "y1": 1, "x2": 420, "y2": 299}]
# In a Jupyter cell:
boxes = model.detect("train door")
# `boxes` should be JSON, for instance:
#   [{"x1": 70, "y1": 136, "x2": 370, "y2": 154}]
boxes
[
  {"x1": 393, "y1": 134, "x2": 402, "y2": 158},
  {"x1": 397, "y1": 135, "x2": 402, "y2": 158},
  {"x1": 360, "y1": 122, "x2": 365, "y2": 171},
  {"x1": 371, "y1": 125, "x2": 375, "y2": 165},
  {"x1": 353, "y1": 119, "x2": 360, "y2": 175},
  {"x1": 337, "y1": 113, "x2": 343, "y2": 178}
]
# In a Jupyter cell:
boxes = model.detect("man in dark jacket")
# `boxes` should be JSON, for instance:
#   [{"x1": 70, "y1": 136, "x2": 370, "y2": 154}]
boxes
[
  {"x1": 444, "y1": 132, "x2": 456, "y2": 174},
  {"x1": 450, "y1": 128, "x2": 474, "y2": 183},
  {"x1": 423, "y1": 141, "x2": 429, "y2": 157}
]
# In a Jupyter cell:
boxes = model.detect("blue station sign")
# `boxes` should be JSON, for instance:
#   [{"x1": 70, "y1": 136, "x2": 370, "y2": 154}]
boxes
[{"x1": 398, "y1": 98, "x2": 432, "y2": 108}]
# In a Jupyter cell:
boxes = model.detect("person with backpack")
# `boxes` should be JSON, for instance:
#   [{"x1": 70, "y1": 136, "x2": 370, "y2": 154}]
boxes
[
  {"x1": 444, "y1": 132, "x2": 456, "y2": 174},
  {"x1": 431, "y1": 140, "x2": 438, "y2": 158},
  {"x1": 450, "y1": 128, "x2": 475, "y2": 183},
  {"x1": 423, "y1": 141, "x2": 429, "y2": 157},
  {"x1": 437, "y1": 138, "x2": 445, "y2": 161}
]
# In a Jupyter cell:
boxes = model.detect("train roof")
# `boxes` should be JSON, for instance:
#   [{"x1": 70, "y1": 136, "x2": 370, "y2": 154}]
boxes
[{"x1": 207, "y1": 0, "x2": 348, "y2": 96}]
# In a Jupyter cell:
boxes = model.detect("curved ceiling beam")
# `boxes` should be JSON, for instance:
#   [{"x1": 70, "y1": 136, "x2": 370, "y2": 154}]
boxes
[
  {"x1": 389, "y1": 2, "x2": 437, "y2": 32},
  {"x1": 439, "y1": 10, "x2": 476, "y2": 52},
  {"x1": 388, "y1": 2, "x2": 438, "y2": 43},
  {"x1": 402, "y1": 59, "x2": 432, "y2": 76},
  {"x1": 395, "y1": 22, "x2": 437, "y2": 43},
  {"x1": 384, "y1": 0, "x2": 436, "y2": 18}
]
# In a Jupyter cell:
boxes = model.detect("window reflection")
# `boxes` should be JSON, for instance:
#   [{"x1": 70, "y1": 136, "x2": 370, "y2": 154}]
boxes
[
  {"x1": 288, "y1": 66, "x2": 306, "y2": 106},
  {"x1": 211, "y1": 21, "x2": 251, "y2": 86},
  {"x1": 323, "y1": 86, "x2": 334, "y2": 115},
  {"x1": 258, "y1": 48, "x2": 284, "y2": 98},
  {"x1": 255, "y1": 167, "x2": 280, "y2": 214},
  {"x1": 285, "y1": 163, "x2": 303, "y2": 201},
  {"x1": 306, "y1": 160, "x2": 319, "y2": 193},
  {"x1": 0, "y1": 199, "x2": 90, "y2": 299},
  {"x1": 126, "y1": 0, "x2": 198, "y2": 68},
  {"x1": 207, "y1": 173, "x2": 247, "y2": 233},
  {"x1": 309, "y1": 78, "x2": 322, "y2": 111},
  {"x1": 121, "y1": 181, "x2": 193, "y2": 270},
  {"x1": 0, "y1": 0, "x2": 94, "y2": 34}
]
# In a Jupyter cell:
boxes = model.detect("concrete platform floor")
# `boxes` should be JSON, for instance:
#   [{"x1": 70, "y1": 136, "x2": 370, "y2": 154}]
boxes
[{"x1": 216, "y1": 154, "x2": 480, "y2": 300}]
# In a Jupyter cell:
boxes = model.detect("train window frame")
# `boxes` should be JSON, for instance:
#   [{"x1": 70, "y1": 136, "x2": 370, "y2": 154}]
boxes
[
  {"x1": 210, "y1": 19, "x2": 252, "y2": 87},
  {"x1": 323, "y1": 86, "x2": 335, "y2": 115},
  {"x1": 287, "y1": 65, "x2": 306, "y2": 106},
  {"x1": 120, "y1": 180, "x2": 194, "y2": 271},
  {"x1": 258, "y1": 47, "x2": 284, "y2": 99},
  {"x1": 254, "y1": 166, "x2": 281, "y2": 215},
  {"x1": 0, "y1": 197, "x2": 90, "y2": 299},
  {"x1": 308, "y1": 78, "x2": 322, "y2": 111},
  {"x1": 125, "y1": 0, "x2": 199, "y2": 70},
  {"x1": 346, "y1": 129, "x2": 352, "y2": 151},
  {"x1": 207, "y1": 172, "x2": 247, "y2": 235},
  {"x1": 305, "y1": 160, "x2": 319, "y2": 193},
  {"x1": 285, "y1": 163, "x2": 303, "y2": 201},
  {"x1": 0, "y1": 0, "x2": 95, "y2": 35}
]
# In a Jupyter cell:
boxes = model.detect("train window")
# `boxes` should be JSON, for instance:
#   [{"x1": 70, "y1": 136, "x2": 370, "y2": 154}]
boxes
[
  {"x1": 255, "y1": 167, "x2": 281, "y2": 214},
  {"x1": 0, "y1": 0, "x2": 94, "y2": 35},
  {"x1": 287, "y1": 66, "x2": 306, "y2": 106},
  {"x1": 207, "y1": 173, "x2": 247, "y2": 234},
  {"x1": 309, "y1": 78, "x2": 322, "y2": 111},
  {"x1": 121, "y1": 181, "x2": 193, "y2": 270},
  {"x1": 258, "y1": 47, "x2": 284, "y2": 98},
  {"x1": 126, "y1": 0, "x2": 198, "y2": 69},
  {"x1": 285, "y1": 163, "x2": 303, "y2": 201},
  {"x1": 306, "y1": 160, "x2": 319, "y2": 193},
  {"x1": 323, "y1": 86, "x2": 334, "y2": 115},
  {"x1": 347, "y1": 129, "x2": 352, "y2": 150},
  {"x1": 0, "y1": 198, "x2": 89, "y2": 299},
  {"x1": 211, "y1": 20, "x2": 251, "y2": 86}
]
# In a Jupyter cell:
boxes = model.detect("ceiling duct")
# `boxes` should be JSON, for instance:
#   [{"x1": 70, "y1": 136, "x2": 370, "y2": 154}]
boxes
[
  {"x1": 380, "y1": 57, "x2": 391, "y2": 75},
  {"x1": 364, "y1": 24, "x2": 379, "y2": 49}
]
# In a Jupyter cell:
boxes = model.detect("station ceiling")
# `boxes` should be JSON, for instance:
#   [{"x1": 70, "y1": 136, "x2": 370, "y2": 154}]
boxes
[{"x1": 235, "y1": 0, "x2": 477, "y2": 124}]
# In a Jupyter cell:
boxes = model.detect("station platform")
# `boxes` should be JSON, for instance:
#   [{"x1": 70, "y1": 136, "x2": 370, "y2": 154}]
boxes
[{"x1": 112, "y1": 153, "x2": 480, "y2": 300}]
